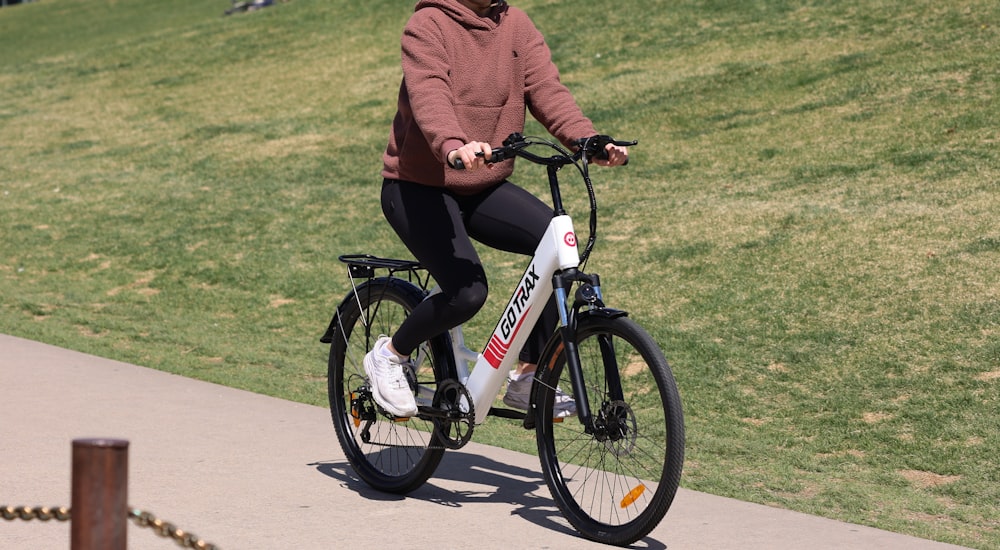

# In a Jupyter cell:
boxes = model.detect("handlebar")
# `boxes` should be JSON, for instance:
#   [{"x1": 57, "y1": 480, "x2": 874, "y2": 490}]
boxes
[
  {"x1": 449, "y1": 133, "x2": 637, "y2": 267},
  {"x1": 450, "y1": 133, "x2": 636, "y2": 170}
]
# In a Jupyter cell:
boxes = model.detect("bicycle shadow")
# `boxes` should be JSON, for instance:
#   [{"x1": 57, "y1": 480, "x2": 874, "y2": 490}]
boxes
[{"x1": 309, "y1": 451, "x2": 667, "y2": 550}]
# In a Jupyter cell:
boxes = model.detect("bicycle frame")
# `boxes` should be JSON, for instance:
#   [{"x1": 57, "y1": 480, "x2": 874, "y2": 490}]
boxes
[
  {"x1": 439, "y1": 213, "x2": 581, "y2": 425},
  {"x1": 422, "y1": 134, "x2": 628, "y2": 426}
]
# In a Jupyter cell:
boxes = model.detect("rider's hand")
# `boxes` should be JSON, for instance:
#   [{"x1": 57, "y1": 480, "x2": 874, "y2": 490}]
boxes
[
  {"x1": 594, "y1": 143, "x2": 628, "y2": 167},
  {"x1": 448, "y1": 141, "x2": 493, "y2": 171}
]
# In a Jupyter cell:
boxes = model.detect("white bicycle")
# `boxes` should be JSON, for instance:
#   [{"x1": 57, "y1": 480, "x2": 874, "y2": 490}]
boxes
[{"x1": 321, "y1": 134, "x2": 684, "y2": 546}]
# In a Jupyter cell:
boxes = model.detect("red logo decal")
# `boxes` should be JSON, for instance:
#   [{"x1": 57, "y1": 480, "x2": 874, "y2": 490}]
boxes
[
  {"x1": 484, "y1": 335, "x2": 509, "y2": 369},
  {"x1": 485, "y1": 305, "x2": 532, "y2": 369},
  {"x1": 564, "y1": 232, "x2": 577, "y2": 247}
]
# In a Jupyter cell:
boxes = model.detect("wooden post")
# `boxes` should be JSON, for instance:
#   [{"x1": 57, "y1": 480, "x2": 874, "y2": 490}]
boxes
[{"x1": 71, "y1": 438, "x2": 129, "y2": 550}]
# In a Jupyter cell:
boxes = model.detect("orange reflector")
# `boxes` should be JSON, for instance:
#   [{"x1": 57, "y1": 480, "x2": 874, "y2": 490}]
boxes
[
  {"x1": 620, "y1": 484, "x2": 647, "y2": 508},
  {"x1": 350, "y1": 393, "x2": 361, "y2": 427}
]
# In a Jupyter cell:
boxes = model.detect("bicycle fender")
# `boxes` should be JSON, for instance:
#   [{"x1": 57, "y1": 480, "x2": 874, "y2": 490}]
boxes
[
  {"x1": 319, "y1": 311, "x2": 339, "y2": 344},
  {"x1": 578, "y1": 307, "x2": 629, "y2": 321},
  {"x1": 320, "y1": 293, "x2": 355, "y2": 344}
]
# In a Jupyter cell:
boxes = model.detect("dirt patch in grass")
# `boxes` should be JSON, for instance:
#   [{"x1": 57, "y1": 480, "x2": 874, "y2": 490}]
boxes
[
  {"x1": 898, "y1": 469, "x2": 962, "y2": 489},
  {"x1": 862, "y1": 412, "x2": 895, "y2": 423},
  {"x1": 974, "y1": 369, "x2": 1000, "y2": 382}
]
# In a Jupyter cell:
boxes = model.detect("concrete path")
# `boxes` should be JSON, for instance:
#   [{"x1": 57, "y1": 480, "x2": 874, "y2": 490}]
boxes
[{"x1": 1, "y1": 334, "x2": 971, "y2": 549}]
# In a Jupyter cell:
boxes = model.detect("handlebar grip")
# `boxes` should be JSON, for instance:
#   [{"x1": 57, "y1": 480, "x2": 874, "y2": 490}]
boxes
[
  {"x1": 592, "y1": 145, "x2": 632, "y2": 166},
  {"x1": 451, "y1": 155, "x2": 482, "y2": 170},
  {"x1": 450, "y1": 150, "x2": 499, "y2": 170}
]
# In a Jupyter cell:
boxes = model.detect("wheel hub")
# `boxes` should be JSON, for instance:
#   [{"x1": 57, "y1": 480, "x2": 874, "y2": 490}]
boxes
[{"x1": 593, "y1": 400, "x2": 637, "y2": 456}]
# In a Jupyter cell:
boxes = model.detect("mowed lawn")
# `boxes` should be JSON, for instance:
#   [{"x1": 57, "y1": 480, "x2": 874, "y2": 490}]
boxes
[{"x1": 1, "y1": 1, "x2": 997, "y2": 548}]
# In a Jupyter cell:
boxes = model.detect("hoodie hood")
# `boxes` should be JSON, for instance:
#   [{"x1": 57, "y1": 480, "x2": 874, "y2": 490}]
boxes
[{"x1": 414, "y1": 0, "x2": 506, "y2": 30}]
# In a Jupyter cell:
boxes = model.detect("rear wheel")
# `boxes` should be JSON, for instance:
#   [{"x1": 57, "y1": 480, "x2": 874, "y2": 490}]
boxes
[
  {"x1": 535, "y1": 314, "x2": 684, "y2": 546},
  {"x1": 327, "y1": 277, "x2": 452, "y2": 494}
]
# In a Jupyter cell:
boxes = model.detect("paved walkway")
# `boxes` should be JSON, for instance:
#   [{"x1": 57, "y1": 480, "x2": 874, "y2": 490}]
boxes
[{"x1": 1, "y1": 334, "x2": 971, "y2": 549}]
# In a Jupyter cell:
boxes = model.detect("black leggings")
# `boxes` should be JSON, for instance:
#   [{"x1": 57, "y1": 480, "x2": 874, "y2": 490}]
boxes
[{"x1": 381, "y1": 179, "x2": 557, "y2": 364}]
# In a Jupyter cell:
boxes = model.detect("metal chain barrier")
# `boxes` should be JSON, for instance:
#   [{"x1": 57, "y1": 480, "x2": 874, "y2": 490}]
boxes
[
  {"x1": 1, "y1": 506, "x2": 71, "y2": 521},
  {"x1": 2, "y1": 505, "x2": 219, "y2": 549},
  {"x1": 128, "y1": 507, "x2": 219, "y2": 550}
]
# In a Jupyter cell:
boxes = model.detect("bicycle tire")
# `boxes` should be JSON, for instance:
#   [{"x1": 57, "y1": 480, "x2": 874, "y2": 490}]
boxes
[
  {"x1": 534, "y1": 314, "x2": 684, "y2": 546},
  {"x1": 327, "y1": 277, "x2": 452, "y2": 494}
]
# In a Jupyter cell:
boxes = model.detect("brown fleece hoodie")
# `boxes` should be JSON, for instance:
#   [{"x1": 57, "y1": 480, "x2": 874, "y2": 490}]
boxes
[{"x1": 381, "y1": 0, "x2": 597, "y2": 194}]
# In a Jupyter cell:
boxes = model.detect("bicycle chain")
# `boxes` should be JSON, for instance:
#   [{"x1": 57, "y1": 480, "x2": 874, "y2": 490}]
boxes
[{"x1": 1, "y1": 505, "x2": 219, "y2": 549}]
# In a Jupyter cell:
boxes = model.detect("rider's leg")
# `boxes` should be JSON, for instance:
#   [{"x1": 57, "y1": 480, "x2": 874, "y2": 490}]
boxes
[
  {"x1": 363, "y1": 180, "x2": 490, "y2": 415},
  {"x1": 380, "y1": 179, "x2": 490, "y2": 356},
  {"x1": 371, "y1": 179, "x2": 575, "y2": 415},
  {"x1": 384, "y1": 180, "x2": 555, "y2": 361},
  {"x1": 461, "y1": 180, "x2": 556, "y2": 358},
  {"x1": 460, "y1": 182, "x2": 576, "y2": 414},
  {"x1": 513, "y1": 361, "x2": 536, "y2": 376}
]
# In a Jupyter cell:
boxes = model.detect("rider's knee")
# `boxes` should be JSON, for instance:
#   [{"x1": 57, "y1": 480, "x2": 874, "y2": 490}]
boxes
[{"x1": 449, "y1": 283, "x2": 488, "y2": 319}]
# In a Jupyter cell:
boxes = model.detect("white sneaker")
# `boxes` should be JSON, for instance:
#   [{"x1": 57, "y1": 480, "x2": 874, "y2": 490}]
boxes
[
  {"x1": 503, "y1": 371, "x2": 577, "y2": 418},
  {"x1": 363, "y1": 336, "x2": 418, "y2": 418}
]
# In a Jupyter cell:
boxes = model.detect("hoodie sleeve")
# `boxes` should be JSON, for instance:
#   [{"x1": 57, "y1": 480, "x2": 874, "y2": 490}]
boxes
[
  {"x1": 400, "y1": 15, "x2": 467, "y2": 163},
  {"x1": 518, "y1": 15, "x2": 597, "y2": 146}
]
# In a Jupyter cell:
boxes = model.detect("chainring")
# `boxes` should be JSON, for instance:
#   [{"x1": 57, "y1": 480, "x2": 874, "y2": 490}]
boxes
[{"x1": 431, "y1": 379, "x2": 475, "y2": 449}]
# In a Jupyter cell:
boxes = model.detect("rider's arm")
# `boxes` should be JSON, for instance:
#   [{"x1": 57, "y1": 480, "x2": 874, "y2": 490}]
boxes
[
  {"x1": 400, "y1": 12, "x2": 467, "y2": 165},
  {"x1": 517, "y1": 12, "x2": 596, "y2": 147}
]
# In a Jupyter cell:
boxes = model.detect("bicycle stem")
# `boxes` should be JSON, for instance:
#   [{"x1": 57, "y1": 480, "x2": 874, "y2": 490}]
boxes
[{"x1": 547, "y1": 164, "x2": 566, "y2": 216}]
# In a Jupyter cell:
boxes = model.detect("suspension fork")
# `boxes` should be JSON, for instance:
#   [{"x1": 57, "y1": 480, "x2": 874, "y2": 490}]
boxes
[
  {"x1": 553, "y1": 270, "x2": 595, "y2": 432},
  {"x1": 553, "y1": 271, "x2": 627, "y2": 433},
  {"x1": 578, "y1": 273, "x2": 626, "y2": 402},
  {"x1": 598, "y1": 334, "x2": 625, "y2": 402}
]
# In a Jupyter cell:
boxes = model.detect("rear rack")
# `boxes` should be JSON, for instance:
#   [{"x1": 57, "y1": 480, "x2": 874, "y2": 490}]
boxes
[
  {"x1": 338, "y1": 254, "x2": 423, "y2": 279},
  {"x1": 337, "y1": 254, "x2": 432, "y2": 291},
  {"x1": 321, "y1": 255, "x2": 430, "y2": 345}
]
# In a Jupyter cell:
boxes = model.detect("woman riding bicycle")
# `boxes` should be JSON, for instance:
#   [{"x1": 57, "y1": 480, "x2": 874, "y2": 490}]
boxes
[{"x1": 365, "y1": 0, "x2": 628, "y2": 418}]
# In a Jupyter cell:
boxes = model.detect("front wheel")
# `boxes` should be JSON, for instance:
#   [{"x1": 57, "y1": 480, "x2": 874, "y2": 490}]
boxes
[{"x1": 534, "y1": 314, "x2": 684, "y2": 546}]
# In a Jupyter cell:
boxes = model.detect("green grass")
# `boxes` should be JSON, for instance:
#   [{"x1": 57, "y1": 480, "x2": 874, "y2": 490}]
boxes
[{"x1": 2, "y1": 0, "x2": 998, "y2": 547}]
